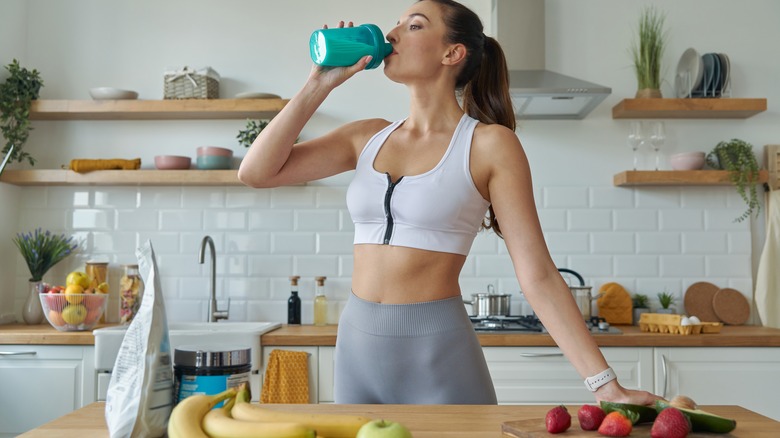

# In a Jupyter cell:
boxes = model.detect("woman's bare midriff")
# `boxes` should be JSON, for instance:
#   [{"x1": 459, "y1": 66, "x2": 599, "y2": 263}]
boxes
[{"x1": 351, "y1": 244, "x2": 467, "y2": 303}]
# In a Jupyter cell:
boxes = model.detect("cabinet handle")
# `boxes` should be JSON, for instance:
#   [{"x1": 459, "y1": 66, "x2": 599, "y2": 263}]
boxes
[
  {"x1": 519, "y1": 353, "x2": 564, "y2": 358},
  {"x1": 0, "y1": 351, "x2": 37, "y2": 356},
  {"x1": 661, "y1": 353, "x2": 668, "y2": 399}
]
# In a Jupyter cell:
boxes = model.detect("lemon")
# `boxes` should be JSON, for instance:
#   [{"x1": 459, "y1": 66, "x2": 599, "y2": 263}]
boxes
[
  {"x1": 96, "y1": 282, "x2": 110, "y2": 294},
  {"x1": 62, "y1": 304, "x2": 87, "y2": 325},
  {"x1": 66, "y1": 271, "x2": 90, "y2": 289},
  {"x1": 65, "y1": 284, "x2": 85, "y2": 304}
]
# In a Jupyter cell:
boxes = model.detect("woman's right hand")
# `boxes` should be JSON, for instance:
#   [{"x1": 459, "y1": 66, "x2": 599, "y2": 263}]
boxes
[{"x1": 307, "y1": 20, "x2": 374, "y2": 90}]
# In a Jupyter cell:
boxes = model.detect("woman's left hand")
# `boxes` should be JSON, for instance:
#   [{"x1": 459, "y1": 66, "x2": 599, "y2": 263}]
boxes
[{"x1": 594, "y1": 381, "x2": 663, "y2": 406}]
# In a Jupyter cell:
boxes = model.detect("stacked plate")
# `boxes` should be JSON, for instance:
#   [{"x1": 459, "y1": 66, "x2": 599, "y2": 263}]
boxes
[{"x1": 675, "y1": 48, "x2": 731, "y2": 98}]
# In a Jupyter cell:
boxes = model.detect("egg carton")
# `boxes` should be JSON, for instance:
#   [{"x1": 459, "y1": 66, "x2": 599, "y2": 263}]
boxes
[{"x1": 638, "y1": 313, "x2": 722, "y2": 335}]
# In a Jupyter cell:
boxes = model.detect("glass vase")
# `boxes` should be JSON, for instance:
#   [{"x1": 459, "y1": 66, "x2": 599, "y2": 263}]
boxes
[{"x1": 22, "y1": 280, "x2": 45, "y2": 324}]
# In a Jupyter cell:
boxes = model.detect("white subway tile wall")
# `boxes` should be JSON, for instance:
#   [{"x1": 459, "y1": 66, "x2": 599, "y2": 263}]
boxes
[{"x1": 13, "y1": 185, "x2": 754, "y2": 324}]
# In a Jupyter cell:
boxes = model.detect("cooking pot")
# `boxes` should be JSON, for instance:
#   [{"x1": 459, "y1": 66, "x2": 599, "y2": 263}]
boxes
[
  {"x1": 463, "y1": 285, "x2": 511, "y2": 317},
  {"x1": 558, "y1": 268, "x2": 602, "y2": 319}
]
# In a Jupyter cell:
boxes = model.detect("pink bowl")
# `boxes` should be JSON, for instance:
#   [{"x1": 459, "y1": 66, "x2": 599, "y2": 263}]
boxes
[
  {"x1": 154, "y1": 155, "x2": 192, "y2": 170},
  {"x1": 670, "y1": 152, "x2": 706, "y2": 170},
  {"x1": 197, "y1": 146, "x2": 233, "y2": 157}
]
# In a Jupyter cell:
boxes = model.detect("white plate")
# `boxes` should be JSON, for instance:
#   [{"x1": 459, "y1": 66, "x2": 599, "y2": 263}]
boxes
[
  {"x1": 718, "y1": 52, "x2": 730, "y2": 96},
  {"x1": 675, "y1": 48, "x2": 703, "y2": 98},
  {"x1": 234, "y1": 91, "x2": 281, "y2": 99},
  {"x1": 89, "y1": 87, "x2": 138, "y2": 100}
]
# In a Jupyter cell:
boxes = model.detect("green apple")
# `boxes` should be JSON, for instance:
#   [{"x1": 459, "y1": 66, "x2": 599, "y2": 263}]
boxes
[{"x1": 356, "y1": 419, "x2": 412, "y2": 438}]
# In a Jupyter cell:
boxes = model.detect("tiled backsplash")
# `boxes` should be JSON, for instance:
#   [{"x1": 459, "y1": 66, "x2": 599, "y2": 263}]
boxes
[{"x1": 12, "y1": 183, "x2": 753, "y2": 324}]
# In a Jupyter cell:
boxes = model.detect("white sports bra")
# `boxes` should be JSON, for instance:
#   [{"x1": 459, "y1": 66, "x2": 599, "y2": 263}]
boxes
[{"x1": 346, "y1": 114, "x2": 490, "y2": 255}]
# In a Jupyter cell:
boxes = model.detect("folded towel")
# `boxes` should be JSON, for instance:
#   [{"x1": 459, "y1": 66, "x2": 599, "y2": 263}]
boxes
[
  {"x1": 261, "y1": 349, "x2": 309, "y2": 404},
  {"x1": 756, "y1": 190, "x2": 780, "y2": 328},
  {"x1": 66, "y1": 158, "x2": 141, "y2": 173}
]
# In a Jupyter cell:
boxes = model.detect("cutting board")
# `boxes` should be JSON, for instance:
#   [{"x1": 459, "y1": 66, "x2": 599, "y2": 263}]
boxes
[
  {"x1": 501, "y1": 418, "x2": 735, "y2": 437},
  {"x1": 684, "y1": 281, "x2": 721, "y2": 322},
  {"x1": 713, "y1": 288, "x2": 751, "y2": 325}
]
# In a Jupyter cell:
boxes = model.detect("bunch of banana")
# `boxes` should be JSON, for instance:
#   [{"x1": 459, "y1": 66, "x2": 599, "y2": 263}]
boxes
[
  {"x1": 230, "y1": 385, "x2": 372, "y2": 438},
  {"x1": 202, "y1": 396, "x2": 316, "y2": 438},
  {"x1": 168, "y1": 387, "x2": 237, "y2": 438}
]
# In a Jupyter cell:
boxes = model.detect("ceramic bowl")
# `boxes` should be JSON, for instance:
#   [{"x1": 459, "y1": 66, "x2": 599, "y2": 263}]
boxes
[
  {"x1": 670, "y1": 152, "x2": 706, "y2": 170},
  {"x1": 196, "y1": 155, "x2": 232, "y2": 170},
  {"x1": 154, "y1": 155, "x2": 192, "y2": 170},
  {"x1": 197, "y1": 146, "x2": 233, "y2": 157},
  {"x1": 40, "y1": 293, "x2": 108, "y2": 331},
  {"x1": 89, "y1": 87, "x2": 139, "y2": 100}
]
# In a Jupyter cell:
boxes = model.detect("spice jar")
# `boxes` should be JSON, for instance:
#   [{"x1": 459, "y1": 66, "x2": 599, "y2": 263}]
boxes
[{"x1": 119, "y1": 264, "x2": 144, "y2": 325}]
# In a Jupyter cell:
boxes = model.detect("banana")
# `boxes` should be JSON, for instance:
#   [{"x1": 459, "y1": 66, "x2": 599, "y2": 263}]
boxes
[
  {"x1": 203, "y1": 396, "x2": 316, "y2": 438},
  {"x1": 167, "y1": 387, "x2": 237, "y2": 438},
  {"x1": 231, "y1": 386, "x2": 371, "y2": 438}
]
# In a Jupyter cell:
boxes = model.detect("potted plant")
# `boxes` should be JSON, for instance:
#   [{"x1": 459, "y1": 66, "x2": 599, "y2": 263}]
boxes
[
  {"x1": 656, "y1": 292, "x2": 676, "y2": 314},
  {"x1": 630, "y1": 6, "x2": 667, "y2": 98},
  {"x1": 632, "y1": 293, "x2": 650, "y2": 325},
  {"x1": 1, "y1": 59, "x2": 44, "y2": 166},
  {"x1": 706, "y1": 138, "x2": 762, "y2": 222},
  {"x1": 236, "y1": 119, "x2": 270, "y2": 148}
]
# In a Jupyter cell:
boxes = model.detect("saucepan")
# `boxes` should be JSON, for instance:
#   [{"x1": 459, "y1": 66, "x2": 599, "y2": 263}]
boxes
[
  {"x1": 558, "y1": 268, "x2": 602, "y2": 319},
  {"x1": 463, "y1": 284, "x2": 511, "y2": 318}
]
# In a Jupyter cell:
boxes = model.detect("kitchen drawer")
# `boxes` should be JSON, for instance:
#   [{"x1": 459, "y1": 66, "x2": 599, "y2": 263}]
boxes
[{"x1": 483, "y1": 347, "x2": 654, "y2": 404}]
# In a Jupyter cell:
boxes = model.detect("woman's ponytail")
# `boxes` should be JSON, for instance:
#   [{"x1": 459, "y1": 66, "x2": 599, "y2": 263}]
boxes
[{"x1": 462, "y1": 36, "x2": 515, "y2": 132}]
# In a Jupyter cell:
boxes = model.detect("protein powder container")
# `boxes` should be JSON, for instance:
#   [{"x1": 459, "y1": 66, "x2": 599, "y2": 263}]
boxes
[{"x1": 173, "y1": 345, "x2": 251, "y2": 406}]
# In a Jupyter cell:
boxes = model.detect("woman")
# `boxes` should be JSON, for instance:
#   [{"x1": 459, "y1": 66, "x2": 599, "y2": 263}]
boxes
[{"x1": 239, "y1": 0, "x2": 659, "y2": 406}]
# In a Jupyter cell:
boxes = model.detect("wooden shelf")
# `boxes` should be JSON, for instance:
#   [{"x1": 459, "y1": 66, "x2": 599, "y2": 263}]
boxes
[
  {"x1": 0, "y1": 169, "x2": 247, "y2": 186},
  {"x1": 612, "y1": 98, "x2": 767, "y2": 119},
  {"x1": 614, "y1": 170, "x2": 770, "y2": 186},
  {"x1": 29, "y1": 98, "x2": 289, "y2": 120}
]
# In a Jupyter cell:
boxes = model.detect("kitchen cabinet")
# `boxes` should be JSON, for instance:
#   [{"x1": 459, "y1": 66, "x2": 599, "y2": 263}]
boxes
[
  {"x1": 0, "y1": 345, "x2": 95, "y2": 437},
  {"x1": 654, "y1": 347, "x2": 780, "y2": 421},
  {"x1": 0, "y1": 99, "x2": 288, "y2": 187},
  {"x1": 613, "y1": 170, "x2": 769, "y2": 187},
  {"x1": 483, "y1": 347, "x2": 654, "y2": 404},
  {"x1": 611, "y1": 98, "x2": 767, "y2": 119}
]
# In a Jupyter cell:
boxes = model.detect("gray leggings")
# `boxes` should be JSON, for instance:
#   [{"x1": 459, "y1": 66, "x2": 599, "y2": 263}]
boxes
[{"x1": 334, "y1": 292, "x2": 497, "y2": 404}]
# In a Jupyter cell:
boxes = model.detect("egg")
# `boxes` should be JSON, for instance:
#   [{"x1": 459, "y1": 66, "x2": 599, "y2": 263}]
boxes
[
  {"x1": 689, "y1": 315, "x2": 701, "y2": 324},
  {"x1": 680, "y1": 316, "x2": 692, "y2": 326}
]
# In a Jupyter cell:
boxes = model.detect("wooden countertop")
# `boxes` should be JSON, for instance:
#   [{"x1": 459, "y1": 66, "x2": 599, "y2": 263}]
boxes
[
  {"x1": 261, "y1": 324, "x2": 780, "y2": 347},
  {"x1": 18, "y1": 402, "x2": 780, "y2": 438},
  {"x1": 0, "y1": 323, "x2": 119, "y2": 345}
]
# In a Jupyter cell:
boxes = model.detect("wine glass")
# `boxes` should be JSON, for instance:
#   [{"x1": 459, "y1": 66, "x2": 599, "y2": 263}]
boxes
[
  {"x1": 649, "y1": 121, "x2": 666, "y2": 170},
  {"x1": 627, "y1": 121, "x2": 644, "y2": 170}
]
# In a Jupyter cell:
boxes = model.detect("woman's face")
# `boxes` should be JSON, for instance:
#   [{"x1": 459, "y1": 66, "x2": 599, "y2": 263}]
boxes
[{"x1": 383, "y1": 1, "x2": 455, "y2": 84}]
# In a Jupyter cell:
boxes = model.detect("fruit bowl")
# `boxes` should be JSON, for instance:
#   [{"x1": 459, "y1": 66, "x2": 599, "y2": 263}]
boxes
[{"x1": 39, "y1": 293, "x2": 108, "y2": 331}]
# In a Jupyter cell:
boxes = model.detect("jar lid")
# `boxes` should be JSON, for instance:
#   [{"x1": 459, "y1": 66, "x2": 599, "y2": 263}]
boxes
[{"x1": 174, "y1": 345, "x2": 251, "y2": 367}]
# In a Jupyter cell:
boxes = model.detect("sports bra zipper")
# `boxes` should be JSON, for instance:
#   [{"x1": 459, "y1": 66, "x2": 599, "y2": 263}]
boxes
[{"x1": 383, "y1": 173, "x2": 403, "y2": 245}]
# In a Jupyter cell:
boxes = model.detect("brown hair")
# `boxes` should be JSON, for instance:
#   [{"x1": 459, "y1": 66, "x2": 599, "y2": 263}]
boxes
[{"x1": 422, "y1": 0, "x2": 515, "y2": 237}]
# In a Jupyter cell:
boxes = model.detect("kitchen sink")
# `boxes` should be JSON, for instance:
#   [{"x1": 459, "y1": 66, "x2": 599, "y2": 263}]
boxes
[{"x1": 93, "y1": 321, "x2": 281, "y2": 372}]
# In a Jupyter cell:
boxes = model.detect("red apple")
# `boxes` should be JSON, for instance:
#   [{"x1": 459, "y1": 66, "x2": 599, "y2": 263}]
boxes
[{"x1": 84, "y1": 294, "x2": 105, "y2": 311}]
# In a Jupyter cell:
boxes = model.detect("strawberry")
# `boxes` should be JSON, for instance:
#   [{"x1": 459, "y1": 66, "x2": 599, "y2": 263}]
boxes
[
  {"x1": 651, "y1": 407, "x2": 692, "y2": 438},
  {"x1": 545, "y1": 405, "x2": 571, "y2": 434},
  {"x1": 578, "y1": 404, "x2": 607, "y2": 430},
  {"x1": 598, "y1": 411, "x2": 633, "y2": 437}
]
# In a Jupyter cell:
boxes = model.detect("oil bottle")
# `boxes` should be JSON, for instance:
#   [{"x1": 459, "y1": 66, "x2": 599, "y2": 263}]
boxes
[
  {"x1": 287, "y1": 275, "x2": 301, "y2": 325},
  {"x1": 313, "y1": 276, "x2": 328, "y2": 326}
]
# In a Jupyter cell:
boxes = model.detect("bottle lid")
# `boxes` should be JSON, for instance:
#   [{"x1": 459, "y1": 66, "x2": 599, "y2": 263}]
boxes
[{"x1": 289, "y1": 275, "x2": 300, "y2": 285}]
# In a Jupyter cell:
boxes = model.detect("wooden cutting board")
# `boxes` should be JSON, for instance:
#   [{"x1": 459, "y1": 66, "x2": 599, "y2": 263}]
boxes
[
  {"x1": 713, "y1": 288, "x2": 751, "y2": 325},
  {"x1": 684, "y1": 281, "x2": 721, "y2": 322},
  {"x1": 501, "y1": 418, "x2": 735, "y2": 437}
]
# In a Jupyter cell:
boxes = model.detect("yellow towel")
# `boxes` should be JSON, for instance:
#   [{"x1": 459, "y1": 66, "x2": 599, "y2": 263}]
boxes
[
  {"x1": 66, "y1": 158, "x2": 141, "y2": 173},
  {"x1": 261, "y1": 349, "x2": 309, "y2": 404}
]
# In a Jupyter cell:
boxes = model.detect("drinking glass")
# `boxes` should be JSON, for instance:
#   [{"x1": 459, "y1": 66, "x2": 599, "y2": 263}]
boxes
[
  {"x1": 649, "y1": 121, "x2": 666, "y2": 170},
  {"x1": 627, "y1": 121, "x2": 644, "y2": 170}
]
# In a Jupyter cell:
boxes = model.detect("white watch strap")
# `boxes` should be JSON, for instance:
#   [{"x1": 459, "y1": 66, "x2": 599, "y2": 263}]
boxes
[{"x1": 584, "y1": 367, "x2": 616, "y2": 392}]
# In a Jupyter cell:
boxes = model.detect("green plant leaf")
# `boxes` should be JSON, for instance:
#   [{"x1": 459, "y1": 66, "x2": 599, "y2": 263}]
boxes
[
  {"x1": 705, "y1": 138, "x2": 761, "y2": 221},
  {"x1": 1, "y1": 59, "x2": 44, "y2": 165}
]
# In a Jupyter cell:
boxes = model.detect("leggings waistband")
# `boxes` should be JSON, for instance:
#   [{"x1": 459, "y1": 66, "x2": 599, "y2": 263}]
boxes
[{"x1": 342, "y1": 292, "x2": 472, "y2": 337}]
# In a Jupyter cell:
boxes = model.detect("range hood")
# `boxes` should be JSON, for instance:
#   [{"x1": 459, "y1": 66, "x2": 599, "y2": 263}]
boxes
[{"x1": 492, "y1": 0, "x2": 611, "y2": 120}]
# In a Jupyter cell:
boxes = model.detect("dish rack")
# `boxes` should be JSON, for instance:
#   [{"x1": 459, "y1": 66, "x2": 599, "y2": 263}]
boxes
[{"x1": 639, "y1": 313, "x2": 723, "y2": 335}]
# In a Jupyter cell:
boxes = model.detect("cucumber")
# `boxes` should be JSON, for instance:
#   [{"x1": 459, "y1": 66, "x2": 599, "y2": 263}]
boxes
[
  {"x1": 655, "y1": 399, "x2": 737, "y2": 433},
  {"x1": 600, "y1": 401, "x2": 657, "y2": 424}
]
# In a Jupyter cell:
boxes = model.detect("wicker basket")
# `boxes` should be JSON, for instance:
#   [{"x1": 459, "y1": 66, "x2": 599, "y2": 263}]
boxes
[{"x1": 164, "y1": 66, "x2": 220, "y2": 99}]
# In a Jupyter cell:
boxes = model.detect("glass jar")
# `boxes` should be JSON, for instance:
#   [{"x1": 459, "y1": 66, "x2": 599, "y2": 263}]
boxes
[
  {"x1": 86, "y1": 261, "x2": 109, "y2": 322},
  {"x1": 119, "y1": 264, "x2": 144, "y2": 325}
]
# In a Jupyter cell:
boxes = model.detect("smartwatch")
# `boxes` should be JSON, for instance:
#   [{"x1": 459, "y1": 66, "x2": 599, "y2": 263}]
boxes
[{"x1": 584, "y1": 367, "x2": 616, "y2": 392}]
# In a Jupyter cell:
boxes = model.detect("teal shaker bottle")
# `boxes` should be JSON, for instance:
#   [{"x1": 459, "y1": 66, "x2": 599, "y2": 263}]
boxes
[{"x1": 309, "y1": 24, "x2": 392, "y2": 70}]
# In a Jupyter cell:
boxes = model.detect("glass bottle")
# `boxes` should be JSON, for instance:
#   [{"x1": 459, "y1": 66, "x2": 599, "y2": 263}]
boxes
[
  {"x1": 119, "y1": 264, "x2": 144, "y2": 325},
  {"x1": 287, "y1": 276, "x2": 301, "y2": 325},
  {"x1": 313, "y1": 276, "x2": 328, "y2": 326}
]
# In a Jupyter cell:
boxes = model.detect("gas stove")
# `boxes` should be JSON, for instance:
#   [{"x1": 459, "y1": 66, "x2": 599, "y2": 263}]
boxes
[{"x1": 470, "y1": 315, "x2": 622, "y2": 335}]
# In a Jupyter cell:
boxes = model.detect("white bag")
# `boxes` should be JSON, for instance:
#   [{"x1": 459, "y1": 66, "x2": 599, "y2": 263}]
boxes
[{"x1": 105, "y1": 241, "x2": 173, "y2": 438}]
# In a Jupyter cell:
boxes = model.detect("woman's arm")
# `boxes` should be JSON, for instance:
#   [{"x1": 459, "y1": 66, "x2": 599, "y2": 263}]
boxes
[
  {"x1": 473, "y1": 125, "x2": 660, "y2": 405},
  {"x1": 238, "y1": 50, "x2": 376, "y2": 188}
]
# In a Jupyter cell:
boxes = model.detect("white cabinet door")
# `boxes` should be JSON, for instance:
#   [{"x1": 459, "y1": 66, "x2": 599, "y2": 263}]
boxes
[
  {"x1": 483, "y1": 347, "x2": 654, "y2": 404},
  {"x1": 260, "y1": 346, "x2": 319, "y2": 403},
  {"x1": 0, "y1": 345, "x2": 95, "y2": 436},
  {"x1": 318, "y1": 346, "x2": 335, "y2": 403},
  {"x1": 654, "y1": 347, "x2": 780, "y2": 421}
]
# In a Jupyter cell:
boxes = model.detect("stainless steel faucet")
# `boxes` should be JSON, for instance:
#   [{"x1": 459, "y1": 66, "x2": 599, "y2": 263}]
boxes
[{"x1": 198, "y1": 235, "x2": 229, "y2": 322}]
